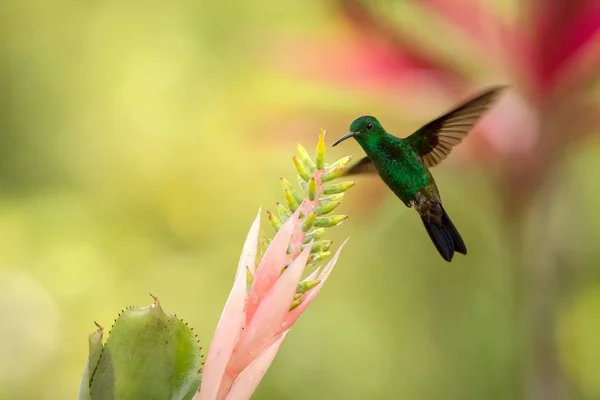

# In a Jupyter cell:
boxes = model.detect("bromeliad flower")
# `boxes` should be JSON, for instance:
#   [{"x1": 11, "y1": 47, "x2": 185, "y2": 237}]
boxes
[{"x1": 196, "y1": 131, "x2": 354, "y2": 400}]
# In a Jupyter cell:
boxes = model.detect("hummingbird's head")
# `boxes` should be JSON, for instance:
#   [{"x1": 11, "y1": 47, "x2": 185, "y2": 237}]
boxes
[{"x1": 332, "y1": 116, "x2": 384, "y2": 147}]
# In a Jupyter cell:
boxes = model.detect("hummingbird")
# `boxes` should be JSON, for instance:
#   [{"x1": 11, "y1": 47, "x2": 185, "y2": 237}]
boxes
[{"x1": 332, "y1": 86, "x2": 507, "y2": 262}]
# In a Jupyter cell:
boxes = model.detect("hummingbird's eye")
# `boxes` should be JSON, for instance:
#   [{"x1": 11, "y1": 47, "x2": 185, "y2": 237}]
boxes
[{"x1": 366, "y1": 122, "x2": 373, "y2": 130}]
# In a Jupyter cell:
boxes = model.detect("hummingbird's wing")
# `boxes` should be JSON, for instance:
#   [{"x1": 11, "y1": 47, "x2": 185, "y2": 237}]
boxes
[
  {"x1": 342, "y1": 156, "x2": 377, "y2": 176},
  {"x1": 406, "y1": 85, "x2": 507, "y2": 168}
]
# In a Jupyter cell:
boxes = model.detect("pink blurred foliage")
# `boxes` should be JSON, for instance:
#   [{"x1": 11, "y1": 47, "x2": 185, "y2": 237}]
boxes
[
  {"x1": 196, "y1": 173, "x2": 347, "y2": 400},
  {"x1": 276, "y1": 0, "x2": 600, "y2": 214}
]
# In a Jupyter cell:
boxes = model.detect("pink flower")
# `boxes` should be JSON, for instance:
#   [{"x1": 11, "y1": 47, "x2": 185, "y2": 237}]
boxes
[
  {"x1": 196, "y1": 133, "x2": 352, "y2": 400},
  {"x1": 274, "y1": 0, "x2": 600, "y2": 214}
]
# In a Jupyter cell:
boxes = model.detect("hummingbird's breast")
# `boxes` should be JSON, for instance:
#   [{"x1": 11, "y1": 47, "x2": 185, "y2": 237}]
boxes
[{"x1": 373, "y1": 150, "x2": 430, "y2": 202}]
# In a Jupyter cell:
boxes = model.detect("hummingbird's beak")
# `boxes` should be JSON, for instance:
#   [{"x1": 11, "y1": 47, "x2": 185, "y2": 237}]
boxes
[{"x1": 332, "y1": 132, "x2": 357, "y2": 147}]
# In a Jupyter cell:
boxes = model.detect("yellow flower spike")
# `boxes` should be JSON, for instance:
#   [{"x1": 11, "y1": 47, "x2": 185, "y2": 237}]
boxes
[{"x1": 315, "y1": 129, "x2": 326, "y2": 170}]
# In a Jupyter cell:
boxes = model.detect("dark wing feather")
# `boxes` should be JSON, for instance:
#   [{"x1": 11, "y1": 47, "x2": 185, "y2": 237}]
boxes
[
  {"x1": 342, "y1": 156, "x2": 377, "y2": 176},
  {"x1": 406, "y1": 85, "x2": 507, "y2": 168}
]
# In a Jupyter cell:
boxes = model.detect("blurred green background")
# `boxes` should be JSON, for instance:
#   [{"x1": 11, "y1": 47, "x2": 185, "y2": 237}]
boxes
[{"x1": 1, "y1": 0, "x2": 599, "y2": 399}]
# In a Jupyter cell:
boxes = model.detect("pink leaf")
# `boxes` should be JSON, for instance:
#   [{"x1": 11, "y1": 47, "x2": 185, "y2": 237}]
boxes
[
  {"x1": 228, "y1": 245, "x2": 311, "y2": 375},
  {"x1": 246, "y1": 208, "x2": 300, "y2": 323},
  {"x1": 225, "y1": 330, "x2": 290, "y2": 400},
  {"x1": 302, "y1": 267, "x2": 321, "y2": 283},
  {"x1": 281, "y1": 238, "x2": 348, "y2": 331},
  {"x1": 196, "y1": 210, "x2": 261, "y2": 400}
]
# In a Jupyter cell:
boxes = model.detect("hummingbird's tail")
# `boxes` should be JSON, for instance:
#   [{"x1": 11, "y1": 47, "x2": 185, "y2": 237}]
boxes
[{"x1": 421, "y1": 206, "x2": 467, "y2": 262}]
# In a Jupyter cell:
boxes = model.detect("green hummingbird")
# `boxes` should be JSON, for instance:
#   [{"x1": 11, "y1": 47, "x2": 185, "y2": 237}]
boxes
[{"x1": 332, "y1": 86, "x2": 507, "y2": 262}]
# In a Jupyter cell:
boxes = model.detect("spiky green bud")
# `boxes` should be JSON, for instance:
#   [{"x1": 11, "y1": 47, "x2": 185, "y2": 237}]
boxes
[
  {"x1": 78, "y1": 296, "x2": 202, "y2": 400},
  {"x1": 315, "y1": 215, "x2": 347, "y2": 228},
  {"x1": 323, "y1": 181, "x2": 355, "y2": 195}
]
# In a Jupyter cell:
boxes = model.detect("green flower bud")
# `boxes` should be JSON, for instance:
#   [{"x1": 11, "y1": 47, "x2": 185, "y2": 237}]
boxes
[
  {"x1": 292, "y1": 155, "x2": 311, "y2": 181},
  {"x1": 296, "y1": 143, "x2": 316, "y2": 172},
  {"x1": 276, "y1": 203, "x2": 291, "y2": 220},
  {"x1": 297, "y1": 175, "x2": 308, "y2": 194},
  {"x1": 307, "y1": 177, "x2": 318, "y2": 201},
  {"x1": 323, "y1": 181, "x2": 355, "y2": 195},
  {"x1": 321, "y1": 156, "x2": 352, "y2": 182},
  {"x1": 267, "y1": 210, "x2": 282, "y2": 232},
  {"x1": 315, "y1": 129, "x2": 326, "y2": 170},
  {"x1": 315, "y1": 215, "x2": 348, "y2": 228},
  {"x1": 304, "y1": 228, "x2": 326, "y2": 243},
  {"x1": 315, "y1": 200, "x2": 341, "y2": 216},
  {"x1": 300, "y1": 211, "x2": 317, "y2": 232},
  {"x1": 284, "y1": 190, "x2": 300, "y2": 212}
]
